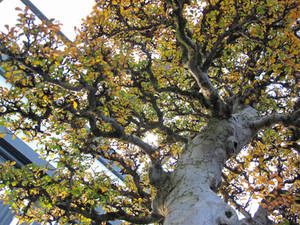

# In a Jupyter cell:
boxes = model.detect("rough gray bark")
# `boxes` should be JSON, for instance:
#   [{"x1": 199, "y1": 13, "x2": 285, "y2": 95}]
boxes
[
  {"x1": 240, "y1": 206, "x2": 273, "y2": 225},
  {"x1": 150, "y1": 105, "x2": 264, "y2": 225}
]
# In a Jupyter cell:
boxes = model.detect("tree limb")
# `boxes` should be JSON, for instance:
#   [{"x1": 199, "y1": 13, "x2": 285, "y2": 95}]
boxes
[
  {"x1": 169, "y1": 0, "x2": 229, "y2": 117},
  {"x1": 249, "y1": 109, "x2": 300, "y2": 131}
]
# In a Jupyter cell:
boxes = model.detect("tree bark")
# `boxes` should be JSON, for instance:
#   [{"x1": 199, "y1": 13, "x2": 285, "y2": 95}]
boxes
[
  {"x1": 240, "y1": 206, "x2": 274, "y2": 225},
  {"x1": 154, "y1": 105, "x2": 260, "y2": 225}
]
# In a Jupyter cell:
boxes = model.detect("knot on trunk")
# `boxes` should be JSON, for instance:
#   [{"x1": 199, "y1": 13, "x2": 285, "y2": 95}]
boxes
[
  {"x1": 216, "y1": 207, "x2": 239, "y2": 225},
  {"x1": 225, "y1": 136, "x2": 238, "y2": 157},
  {"x1": 149, "y1": 163, "x2": 170, "y2": 189}
]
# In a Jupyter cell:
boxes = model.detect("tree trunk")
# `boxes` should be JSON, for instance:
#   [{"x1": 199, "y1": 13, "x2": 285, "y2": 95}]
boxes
[{"x1": 156, "y1": 106, "x2": 259, "y2": 225}]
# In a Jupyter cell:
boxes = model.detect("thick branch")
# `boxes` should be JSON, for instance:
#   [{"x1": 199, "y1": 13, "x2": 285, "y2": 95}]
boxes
[
  {"x1": 83, "y1": 110, "x2": 158, "y2": 161},
  {"x1": 240, "y1": 206, "x2": 273, "y2": 225},
  {"x1": 249, "y1": 109, "x2": 300, "y2": 131},
  {"x1": 170, "y1": 0, "x2": 229, "y2": 117}
]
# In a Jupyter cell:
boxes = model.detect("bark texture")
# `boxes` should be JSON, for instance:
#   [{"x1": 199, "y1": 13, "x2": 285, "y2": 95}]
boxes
[
  {"x1": 240, "y1": 206, "x2": 273, "y2": 225},
  {"x1": 152, "y1": 105, "x2": 259, "y2": 225}
]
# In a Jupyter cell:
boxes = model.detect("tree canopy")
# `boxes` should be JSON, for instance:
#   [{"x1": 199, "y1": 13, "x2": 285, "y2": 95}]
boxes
[{"x1": 0, "y1": 0, "x2": 299, "y2": 224}]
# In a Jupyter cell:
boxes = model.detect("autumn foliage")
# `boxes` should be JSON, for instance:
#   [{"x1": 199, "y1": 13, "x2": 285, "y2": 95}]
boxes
[{"x1": 0, "y1": 0, "x2": 299, "y2": 224}]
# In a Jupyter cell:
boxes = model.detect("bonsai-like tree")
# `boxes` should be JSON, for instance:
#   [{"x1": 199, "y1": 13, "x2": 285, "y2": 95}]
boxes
[{"x1": 0, "y1": 0, "x2": 299, "y2": 224}]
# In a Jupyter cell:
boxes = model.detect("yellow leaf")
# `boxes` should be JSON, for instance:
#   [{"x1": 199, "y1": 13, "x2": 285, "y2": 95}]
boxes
[
  {"x1": 0, "y1": 133, "x2": 5, "y2": 138},
  {"x1": 100, "y1": 186, "x2": 108, "y2": 192},
  {"x1": 73, "y1": 101, "x2": 78, "y2": 109},
  {"x1": 269, "y1": 180, "x2": 275, "y2": 185}
]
